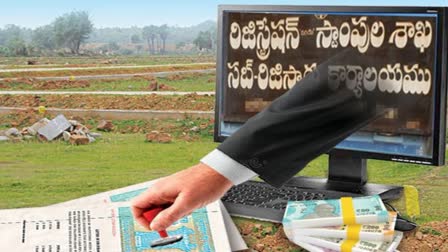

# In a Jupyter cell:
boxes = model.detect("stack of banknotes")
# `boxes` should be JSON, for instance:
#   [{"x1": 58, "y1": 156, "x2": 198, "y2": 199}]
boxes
[{"x1": 282, "y1": 195, "x2": 403, "y2": 252}]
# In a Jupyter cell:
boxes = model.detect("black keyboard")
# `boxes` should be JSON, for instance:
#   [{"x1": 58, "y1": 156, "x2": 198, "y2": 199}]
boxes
[{"x1": 221, "y1": 180, "x2": 362, "y2": 222}]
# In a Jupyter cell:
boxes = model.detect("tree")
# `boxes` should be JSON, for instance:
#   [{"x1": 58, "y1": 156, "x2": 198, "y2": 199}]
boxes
[
  {"x1": 1, "y1": 24, "x2": 28, "y2": 56},
  {"x1": 2, "y1": 24, "x2": 22, "y2": 37},
  {"x1": 131, "y1": 34, "x2": 141, "y2": 44},
  {"x1": 7, "y1": 38, "x2": 27, "y2": 56},
  {"x1": 142, "y1": 25, "x2": 158, "y2": 54},
  {"x1": 32, "y1": 25, "x2": 55, "y2": 51},
  {"x1": 53, "y1": 11, "x2": 93, "y2": 54},
  {"x1": 0, "y1": 24, "x2": 22, "y2": 46},
  {"x1": 208, "y1": 27, "x2": 217, "y2": 50},
  {"x1": 193, "y1": 31, "x2": 213, "y2": 51},
  {"x1": 158, "y1": 24, "x2": 169, "y2": 54},
  {"x1": 0, "y1": 30, "x2": 5, "y2": 46},
  {"x1": 0, "y1": 46, "x2": 9, "y2": 56},
  {"x1": 142, "y1": 26, "x2": 151, "y2": 53}
]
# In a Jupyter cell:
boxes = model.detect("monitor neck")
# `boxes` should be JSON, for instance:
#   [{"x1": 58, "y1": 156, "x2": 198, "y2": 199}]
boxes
[
  {"x1": 284, "y1": 150, "x2": 402, "y2": 201},
  {"x1": 328, "y1": 150, "x2": 367, "y2": 185}
]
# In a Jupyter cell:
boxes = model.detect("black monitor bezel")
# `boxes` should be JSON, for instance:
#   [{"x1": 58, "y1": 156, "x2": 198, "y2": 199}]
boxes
[{"x1": 215, "y1": 5, "x2": 447, "y2": 166}]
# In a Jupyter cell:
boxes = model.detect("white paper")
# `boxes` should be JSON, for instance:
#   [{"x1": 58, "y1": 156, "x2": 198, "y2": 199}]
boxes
[
  {"x1": 219, "y1": 201, "x2": 248, "y2": 251},
  {"x1": 52, "y1": 180, "x2": 159, "y2": 207},
  {"x1": 51, "y1": 180, "x2": 247, "y2": 251},
  {"x1": 0, "y1": 201, "x2": 231, "y2": 252},
  {"x1": 0, "y1": 205, "x2": 122, "y2": 252}
]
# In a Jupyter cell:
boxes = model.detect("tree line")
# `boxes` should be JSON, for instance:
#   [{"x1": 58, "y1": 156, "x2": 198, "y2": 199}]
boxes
[
  {"x1": 141, "y1": 25, "x2": 170, "y2": 54},
  {"x1": 0, "y1": 11, "x2": 217, "y2": 57},
  {"x1": 0, "y1": 11, "x2": 93, "y2": 56}
]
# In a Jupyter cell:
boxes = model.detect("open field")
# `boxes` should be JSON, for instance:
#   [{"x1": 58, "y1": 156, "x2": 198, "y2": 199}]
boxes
[
  {"x1": 0, "y1": 55, "x2": 215, "y2": 67},
  {"x1": 0, "y1": 134, "x2": 217, "y2": 208},
  {"x1": 0, "y1": 63, "x2": 213, "y2": 73},
  {"x1": 0, "y1": 62, "x2": 214, "y2": 78},
  {"x1": 0, "y1": 72, "x2": 216, "y2": 92},
  {"x1": 1, "y1": 111, "x2": 445, "y2": 222}
]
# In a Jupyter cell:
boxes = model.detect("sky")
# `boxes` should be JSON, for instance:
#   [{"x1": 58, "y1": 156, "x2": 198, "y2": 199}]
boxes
[{"x1": 0, "y1": 0, "x2": 447, "y2": 29}]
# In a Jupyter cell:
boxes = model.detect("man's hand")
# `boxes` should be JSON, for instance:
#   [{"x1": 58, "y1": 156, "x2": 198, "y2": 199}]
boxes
[{"x1": 131, "y1": 163, "x2": 233, "y2": 231}]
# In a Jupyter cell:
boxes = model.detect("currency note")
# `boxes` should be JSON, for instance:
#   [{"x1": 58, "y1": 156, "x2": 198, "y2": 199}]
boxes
[
  {"x1": 291, "y1": 231, "x2": 403, "y2": 252},
  {"x1": 284, "y1": 212, "x2": 397, "y2": 242},
  {"x1": 283, "y1": 195, "x2": 389, "y2": 228}
]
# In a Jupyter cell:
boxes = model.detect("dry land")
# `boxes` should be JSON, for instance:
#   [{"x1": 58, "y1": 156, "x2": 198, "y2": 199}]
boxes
[
  {"x1": 0, "y1": 55, "x2": 215, "y2": 67},
  {"x1": 0, "y1": 63, "x2": 214, "y2": 78},
  {"x1": 0, "y1": 93, "x2": 214, "y2": 111}
]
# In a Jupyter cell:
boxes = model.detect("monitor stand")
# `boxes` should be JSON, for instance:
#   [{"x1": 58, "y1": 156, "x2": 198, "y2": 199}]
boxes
[{"x1": 284, "y1": 150, "x2": 403, "y2": 201}]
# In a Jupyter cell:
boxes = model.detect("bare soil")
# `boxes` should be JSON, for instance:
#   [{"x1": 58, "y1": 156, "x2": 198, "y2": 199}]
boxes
[
  {"x1": 0, "y1": 78, "x2": 91, "y2": 90},
  {"x1": 398, "y1": 221, "x2": 448, "y2": 252},
  {"x1": 0, "y1": 63, "x2": 214, "y2": 78},
  {"x1": 0, "y1": 55, "x2": 215, "y2": 67},
  {"x1": 234, "y1": 219, "x2": 448, "y2": 252},
  {"x1": 0, "y1": 93, "x2": 214, "y2": 111}
]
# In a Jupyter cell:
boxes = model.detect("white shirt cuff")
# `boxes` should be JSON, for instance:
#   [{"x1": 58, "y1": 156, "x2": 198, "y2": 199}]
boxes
[{"x1": 200, "y1": 149, "x2": 258, "y2": 185}]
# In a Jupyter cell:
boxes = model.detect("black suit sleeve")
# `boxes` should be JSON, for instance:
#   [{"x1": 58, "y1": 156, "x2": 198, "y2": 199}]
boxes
[{"x1": 217, "y1": 52, "x2": 379, "y2": 187}]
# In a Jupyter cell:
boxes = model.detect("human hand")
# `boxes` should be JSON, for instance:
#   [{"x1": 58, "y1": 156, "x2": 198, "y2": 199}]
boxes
[{"x1": 131, "y1": 163, "x2": 233, "y2": 231}]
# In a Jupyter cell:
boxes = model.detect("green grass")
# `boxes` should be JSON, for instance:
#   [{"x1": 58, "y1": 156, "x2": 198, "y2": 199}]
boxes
[
  {"x1": 0, "y1": 73, "x2": 216, "y2": 92},
  {"x1": 157, "y1": 74, "x2": 216, "y2": 92},
  {"x1": 0, "y1": 134, "x2": 446, "y2": 224},
  {"x1": 73, "y1": 73, "x2": 216, "y2": 92},
  {"x1": 0, "y1": 134, "x2": 218, "y2": 208}
]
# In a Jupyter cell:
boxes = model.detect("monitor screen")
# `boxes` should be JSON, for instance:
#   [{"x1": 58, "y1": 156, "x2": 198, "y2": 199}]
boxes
[{"x1": 215, "y1": 6, "x2": 447, "y2": 166}]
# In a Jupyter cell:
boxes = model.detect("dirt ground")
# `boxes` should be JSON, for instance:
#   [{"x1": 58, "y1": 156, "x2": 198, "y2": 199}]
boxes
[
  {"x1": 398, "y1": 221, "x2": 448, "y2": 252},
  {"x1": 0, "y1": 63, "x2": 214, "y2": 78},
  {"x1": 0, "y1": 77, "x2": 92, "y2": 90},
  {"x1": 236, "y1": 221, "x2": 302, "y2": 251},
  {"x1": 234, "y1": 219, "x2": 448, "y2": 252},
  {"x1": 0, "y1": 55, "x2": 215, "y2": 67},
  {"x1": 0, "y1": 93, "x2": 214, "y2": 111},
  {"x1": 0, "y1": 110, "x2": 214, "y2": 140}
]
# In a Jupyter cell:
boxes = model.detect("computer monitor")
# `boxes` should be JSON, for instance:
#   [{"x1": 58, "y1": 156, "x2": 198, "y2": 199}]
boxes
[{"x1": 215, "y1": 5, "x2": 447, "y2": 200}]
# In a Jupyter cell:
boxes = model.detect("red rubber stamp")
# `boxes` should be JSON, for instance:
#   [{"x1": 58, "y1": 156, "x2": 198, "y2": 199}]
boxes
[{"x1": 142, "y1": 207, "x2": 183, "y2": 247}]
